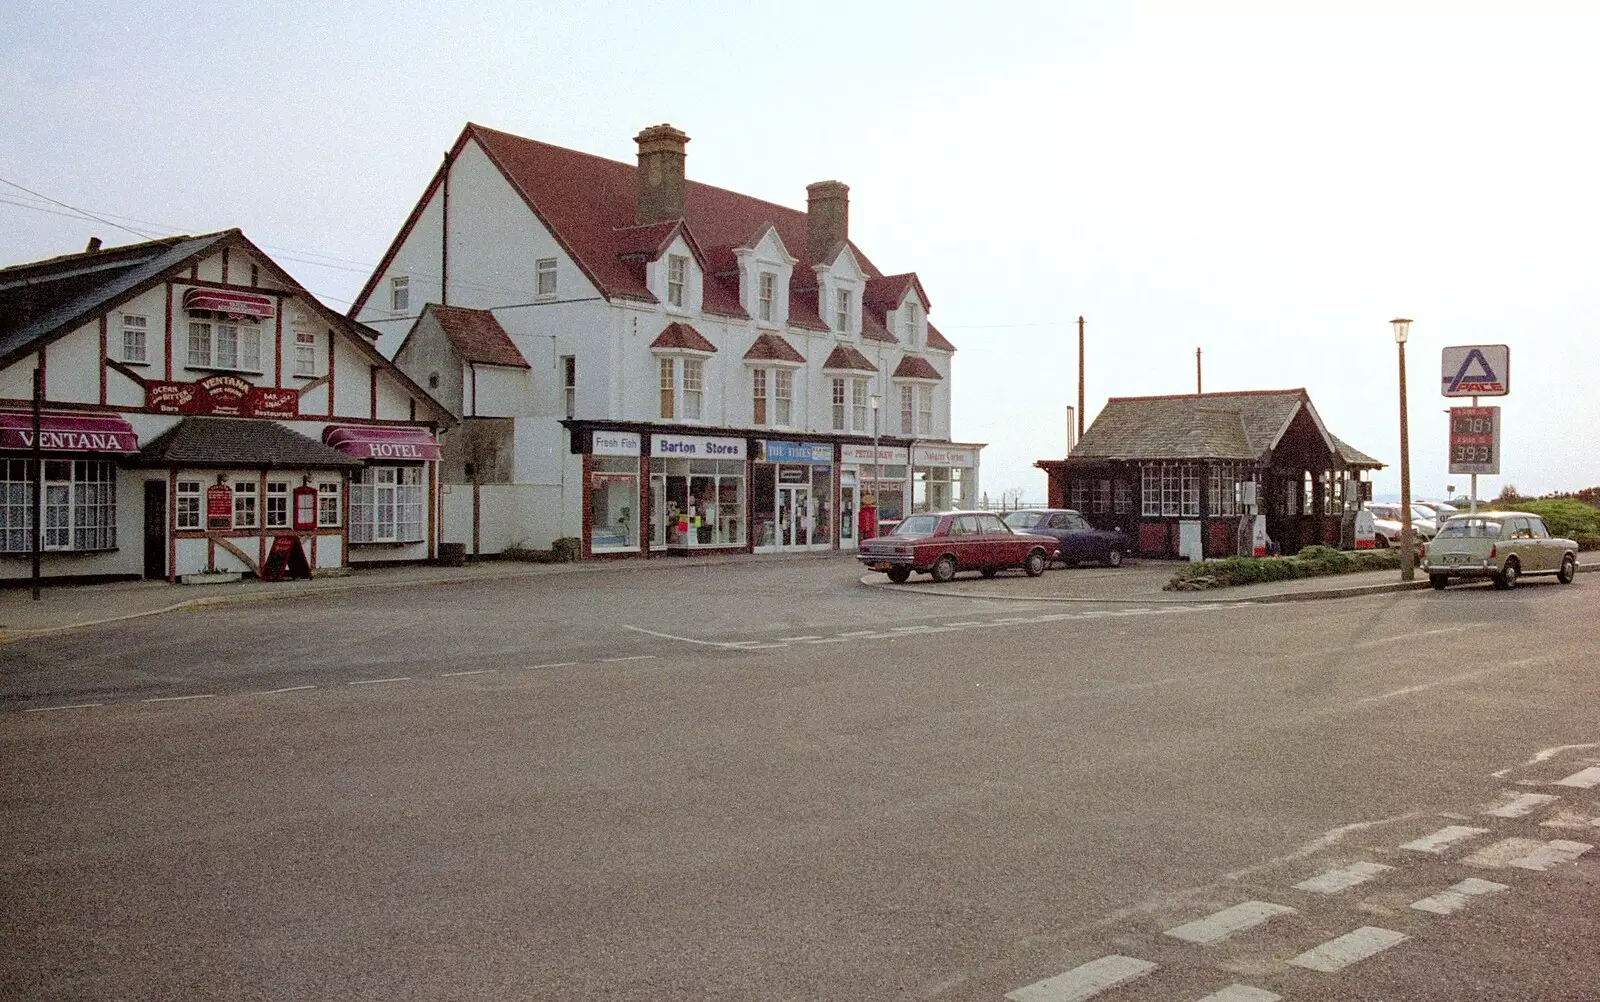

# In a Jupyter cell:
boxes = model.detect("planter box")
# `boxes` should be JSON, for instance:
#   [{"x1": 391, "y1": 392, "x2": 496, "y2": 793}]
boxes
[{"x1": 179, "y1": 570, "x2": 243, "y2": 586}]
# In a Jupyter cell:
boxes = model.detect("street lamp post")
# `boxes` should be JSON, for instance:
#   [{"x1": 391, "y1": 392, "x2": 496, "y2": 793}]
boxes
[
  {"x1": 1393, "y1": 317, "x2": 1415, "y2": 581},
  {"x1": 869, "y1": 393, "x2": 882, "y2": 539}
]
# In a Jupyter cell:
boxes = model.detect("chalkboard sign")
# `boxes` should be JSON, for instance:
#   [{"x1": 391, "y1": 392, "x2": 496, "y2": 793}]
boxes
[
  {"x1": 260, "y1": 535, "x2": 310, "y2": 582},
  {"x1": 206, "y1": 485, "x2": 233, "y2": 530}
]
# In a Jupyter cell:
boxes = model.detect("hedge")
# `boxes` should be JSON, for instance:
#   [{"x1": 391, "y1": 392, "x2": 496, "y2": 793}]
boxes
[
  {"x1": 1482, "y1": 498, "x2": 1600, "y2": 548},
  {"x1": 1166, "y1": 545, "x2": 1402, "y2": 591}
]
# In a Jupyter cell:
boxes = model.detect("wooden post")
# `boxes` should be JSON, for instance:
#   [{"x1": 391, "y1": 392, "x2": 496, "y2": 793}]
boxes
[
  {"x1": 1196, "y1": 347, "x2": 1203, "y2": 394},
  {"x1": 1077, "y1": 316, "x2": 1085, "y2": 440}
]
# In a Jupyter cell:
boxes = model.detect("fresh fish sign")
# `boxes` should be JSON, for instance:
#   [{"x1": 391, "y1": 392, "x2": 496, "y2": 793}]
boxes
[{"x1": 1441, "y1": 345, "x2": 1509, "y2": 397}]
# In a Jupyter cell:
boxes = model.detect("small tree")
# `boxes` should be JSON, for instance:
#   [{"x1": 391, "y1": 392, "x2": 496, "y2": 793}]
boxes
[{"x1": 1497, "y1": 484, "x2": 1522, "y2": 503}]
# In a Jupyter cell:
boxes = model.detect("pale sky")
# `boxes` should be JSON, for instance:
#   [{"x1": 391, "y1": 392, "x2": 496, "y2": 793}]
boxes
[{"x1": 4, "y1": 2, "x2": 1596, "y2": 500}]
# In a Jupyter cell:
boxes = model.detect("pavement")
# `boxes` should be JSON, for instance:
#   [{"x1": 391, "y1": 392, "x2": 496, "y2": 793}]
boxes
[{"x1": 2, "y1": 550, "x2": 1593, "y2": 642}]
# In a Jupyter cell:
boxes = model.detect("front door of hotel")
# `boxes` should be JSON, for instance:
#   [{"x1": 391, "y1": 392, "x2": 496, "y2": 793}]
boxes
[
  {"x1": 142, "y1": 480, "x2": 166, "y2": 580},
  {"x1": 778, "y1": 485, "x2": 810, "y2": 548}
]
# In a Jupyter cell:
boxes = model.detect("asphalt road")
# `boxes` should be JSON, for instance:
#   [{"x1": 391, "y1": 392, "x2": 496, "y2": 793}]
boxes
[{"x1": 2, "y1": 557, "x2": 1597, "y2": 1001}]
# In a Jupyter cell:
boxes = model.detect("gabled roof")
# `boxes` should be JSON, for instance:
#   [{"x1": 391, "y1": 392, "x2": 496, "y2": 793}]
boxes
[
  {"x1": 134, "y1": 417, "x2": 364, "y2": 469},
  {"x1": 743, "y1": 332, "x2": 805, "y2": 364},
  {"x1": 1332, "y1": 436, "x2": 1384, "y2": 469},
  {"x1": 892, "y1": 355, "x2": 943, "y2": 381},
  {"x1": 821, "y1": 345, "x2": 877, "y2": 372},
  {"x1": 864, "y1": 273, "x2": 931, "y2": 312},
  {"x1": 1069, "y1": 389, "x2": 1379, "y2": 465},
  {"x1": 428, "y1": 305, "x2": 528, "y2": 368},
  {"x1": 650, "y1": 322, "x2": 716, "y2": 353}
]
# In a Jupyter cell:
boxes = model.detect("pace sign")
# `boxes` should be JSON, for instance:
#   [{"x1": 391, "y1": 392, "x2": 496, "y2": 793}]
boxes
[
  {"x1": 1448, "y1": 406, "x2": 1501, "y2": 475},
  {"x1": 1441, "y1": 345, "x2": 1509, "y2": 397}
]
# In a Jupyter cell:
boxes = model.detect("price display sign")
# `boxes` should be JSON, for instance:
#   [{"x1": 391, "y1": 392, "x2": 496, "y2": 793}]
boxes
[{"x1": 1448, "y1": 406, "x2": 1500, "y2": 475}]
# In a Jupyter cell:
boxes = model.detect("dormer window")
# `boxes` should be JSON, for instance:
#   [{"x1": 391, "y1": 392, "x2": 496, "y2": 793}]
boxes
[
  {"x1": 667, "y1": 255, "x2": 687, "y2": 308},
  {"x1": 905, "y1": 302, "x2": 922, "y2": 347},
  {"x1": 758, "y1": 272, "x2": 776, "y2": 323},
  {"x1": 835, "y1": 289, "x2": 852, "y2": 334}
]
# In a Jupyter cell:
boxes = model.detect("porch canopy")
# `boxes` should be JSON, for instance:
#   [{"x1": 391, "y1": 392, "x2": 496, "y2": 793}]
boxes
[{"x1": 323, "y1": 425, "x2": 442, "y2": 461}]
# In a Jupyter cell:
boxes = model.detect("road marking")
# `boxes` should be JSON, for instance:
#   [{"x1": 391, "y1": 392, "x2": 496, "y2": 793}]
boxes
[
  {"x1": 141, "y1": 693, "x2": 215, "y2": 703},
  {"x1": 803, "y1": 637, "x2": 850, "y2": 644},
  {"x1": 1288, "y1": 926, "x2": 1408, "y2": 973},
  {"x1": 1460, "y1": 837, "x2": 1546, "y2": 868},
  {"x1": 347, "y1": 677, "x2": 410, "y2": 686},
  {"x1": 1005, "y1": 955, "x2": 1157, "y2": 1002},
  {"x1": 1410, "y1": 878, "x2": 1509, "y2": 915},
  {"x1": 523, "y1": 662, "x2": 577, "y2": 670},
  {"x1": 1539, "y1": 809, "x2": 1600, "y2": 829},
  {"x1": 1163, "y1": 901, "x2": 1296, "y2": 945},
  {"x1": 23, "y1": 702, "x2": 102, "y2": 713},
  {"x1": 441, "y1": 670, "x2": 493, "y2": 677},
  {"x1": 1508, "y1": 839, "x2": 1591, "y2": 871},
  {"x1": 1554, "y1": 766, "x2": 1600, "y2": 788},
  {"x1": 1400, "y1": 825, "x2": 1489, "y2": 854},
  {"x1": 622, "y1": 623, "x2": 742, "y2": 648},
  {"x1": 1193, "y1": 986, "x2": 1281, "y2": 1002},
  {"x1": 836, "y1": 629, "x2": 881, "y2": 637},
  {"x1": 1295, "y1": 860, "x2": 1394, "y2": 894},
  {"x1": 599, "y1": 655, "x2": 657, "y2": 663},
  {"x1": 777, "y1": 636, "x2": 821, "y2": 641},
  {"x1": 258, "y1": 685, "x2": 315, "y2": 694},
  {"x1": 1484, "y1": 791, "x2": 1560, "y2": 817},
  {"x1": 1525, "y1": 742, "x2": 1600, "y2": 766}
]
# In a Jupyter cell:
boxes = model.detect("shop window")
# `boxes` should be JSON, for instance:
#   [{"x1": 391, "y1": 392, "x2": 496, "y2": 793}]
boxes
[
  {"x1": 913, "y1": 467, "x2": 953, "y2": 513},
  {"x1": 650, "y1": 458, "x2": 745, "y2": 548},
  {"x1": 349, "y1": 467, "x2": 424, "y2": 543},
  {"x1": 589, "y1": 455, "x2": 639, "y2": 551},
  {"x1": 266, "y1": 481, "x2": 290, "y2": 529},
  {"x1": 0, "y1": 459, "x2": 116, "y2": 552},
  {"x1": 317, "y1": 481, "x2": 341, "y2": 527},
  {"x1": 233, "y1": 480, "x2": 259, "y2": 529},
  {"x1": 120, "y1": 314, "x2": 149, "y2": 364},
  {"x1": 187, "y1": 319, "x2": 262, "y2": 372},
  {"x1": 176, "y1": 480, "x2": 202, "y2": 530}
]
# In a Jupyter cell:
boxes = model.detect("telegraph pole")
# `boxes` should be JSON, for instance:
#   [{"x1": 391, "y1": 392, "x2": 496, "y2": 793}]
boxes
[
  {"x1": 1077, "y1": 315, "x2": 1085, "y2": 440},
  {"x1": 31, "y1": 366, "x2": 43, "y2": 600}
]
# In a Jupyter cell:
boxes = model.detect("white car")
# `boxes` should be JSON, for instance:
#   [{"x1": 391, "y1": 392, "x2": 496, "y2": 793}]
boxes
[{"x1": 1364, "y1": 503, "x2": 1437, "y2": 546}]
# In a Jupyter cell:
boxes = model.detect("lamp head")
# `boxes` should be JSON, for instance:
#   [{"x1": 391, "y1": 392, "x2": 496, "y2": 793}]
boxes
[
  {"x1": 1391, "y1": 317, "x2": 1412, "y2": 344},
  {"x1": 869, "y1": 394, "x2": 881, "y2": 412}
]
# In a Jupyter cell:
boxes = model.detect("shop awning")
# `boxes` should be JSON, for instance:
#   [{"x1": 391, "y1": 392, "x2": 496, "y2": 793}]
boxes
[
  {"x1": 182, "y1": 288, "x2": 276, "y2": 320},
  {"x1": 0, "y1": 411, "x2": 139, "y2": 453},
  {"x1": 323, "y1": 425, "x2": 442, "y2": 461}
]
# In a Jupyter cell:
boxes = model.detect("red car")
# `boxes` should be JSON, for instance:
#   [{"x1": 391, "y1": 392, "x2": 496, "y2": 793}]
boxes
[{"x1": 858, "y1": 510, "x2": 1059, "y2": 583}]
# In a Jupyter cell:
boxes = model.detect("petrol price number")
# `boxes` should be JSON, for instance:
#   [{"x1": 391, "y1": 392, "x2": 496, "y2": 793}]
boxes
[{"x1": 1448, "y1": 406, "x2": 1500, "y2": 475}]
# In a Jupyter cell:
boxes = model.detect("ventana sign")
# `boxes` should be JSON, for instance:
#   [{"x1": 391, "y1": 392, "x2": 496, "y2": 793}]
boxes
[{"x1": 146, "y1": 375, "x2": 299, "y2": 419}]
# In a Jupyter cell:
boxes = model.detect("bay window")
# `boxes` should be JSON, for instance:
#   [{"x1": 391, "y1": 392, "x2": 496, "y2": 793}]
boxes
[
  {"x1": 830, "y1": 378, "x2": 847, "y2": 431},
  {"x1": 348, "y1": 466, "x2": 424, "y2": 543},
  {"x1": 752, "y1": 367, "x2": 793, "y2": 426},
  {"x1": 897, "y1": 383, "x2": 933, "y2": 435},
  {"x1": 658, "y1": 356, "x2": 705, "y2": 421},
  {"x1": 0, "y1": 459, "x2": 116, "y2": 553}
]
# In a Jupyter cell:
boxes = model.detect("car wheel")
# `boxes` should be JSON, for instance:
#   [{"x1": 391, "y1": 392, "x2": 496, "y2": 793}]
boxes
[
  {"x1": 930, "y1": 555, "x2": 957, "y2": 583},
  {"x1": 980, "y1": 567, "x2": 999, "y2": 579},
  {"x1": 1494, "y1": 558, "x2": 1519, "y2": 590},
  {"x1": 1024, "y1": 549, "x2": 1047, "y2": 577},
  {"x1": 1429, "y1": 574, "x2": 1449, "y2": 590},
  {"x1": 885, "y1": 566, "x2": 911, "y2": 584},
  {"x1": 1374, "y1": 535, "x2": 1390, "y2": 549},
  {"x1": 1558, "y1": 553, "x2": 1576, "y2": 584},
  {"x1": 1106, "y1": 548, "x2": 1124, "y2": 568}
]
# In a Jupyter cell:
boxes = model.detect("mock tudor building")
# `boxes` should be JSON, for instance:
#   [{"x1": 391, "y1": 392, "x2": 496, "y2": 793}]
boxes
[
  {"x1": 0, "y1": 230, "x2": 453, "y2": 584},
  {"x1": 353, "y1": 122, "x2": 982, "y2": 558},
  {"x1": 1035, "y1": 389, "x2": 1383, "y2": 559}
]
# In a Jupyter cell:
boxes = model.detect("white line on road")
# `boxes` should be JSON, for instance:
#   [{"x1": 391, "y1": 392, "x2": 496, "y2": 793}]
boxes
[
  {"x1": 258, "y1": 685, "x2": 315, "y2": 694},
  {"x1": 1460, "y1": 837, "x2": 1545, "y2": 868},
  {"x1": 1555, "y1": 766, "x2": 1600, "y2": 788},
  {"x1": 622, "y1": 624, "x2": 742, "y2": 648},
  {"x1": 1400, "y1": 825, "x2": 1489, "y2": 854},
  {"x1": 802, "y1": 637, "x2": 850, "y2": 644},
  {"x1": 1410, "y1": 878, "x2": 1509, "y2": 915},
  {"x1": 441, "y1": 670, "x2": 493, "y2": 677},
  {"x1": 1525, "y1": 742, "x2": 1600, "y2": 766},
  {"x1": 836, "y1": 629, "x2": 881, "y2": 637},
  {"x1": 600, "y1": 655, "x2": 657, "y2": 663},
  {"x1": 1484, "y1": 791, "x2": 1560, "y2": 817},
  {"x1": 1005, "y1": 955, "x2": 1157, "y2": 1002},
  {"x1": 1295, "y1": 860, "x2": 1394, "y2": 894},
  {"x1": 23, "y1": 702, "x2": 102, "y2": 713},
  {"x1": 523, "y1": 662, "x2": 576, "y2": 670},
  {"x1": 1508, "y1": 839, "x2": 1591, "y2": 871},
  {"x1": 1355, "y1": 664, "x2": 1509, "y2": 705},
  {"x1": 141, "y1": 693, "x2": 215, "y2": 703},
  {"x1": 1193, "y1": 985, "x2": 1281, "y2": 1002},
  {"x1": 1288, "y1": 926, "x2": 1408, "y2": 973},
  {"x1": 347, "y1": 677, "x2": 410, "y2": 686},
  {"x1": 1163, "y1": 901, "x2": 1296, "y2": 945},
  {"x1": 776, "y1": 636, "x2": 821, "y2": 641}
]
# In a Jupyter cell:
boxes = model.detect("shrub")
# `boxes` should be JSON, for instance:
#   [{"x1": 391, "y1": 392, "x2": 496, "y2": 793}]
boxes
[
  {"x1": 1483, "y1": 497, "x2": 1600, "y2": 541},
  {"x1": 1166, "y1": 546, "x2": 1401, "y2": 590},
  {"x1": 551, "y1": 536, "x2": 582, "y2": 563}
]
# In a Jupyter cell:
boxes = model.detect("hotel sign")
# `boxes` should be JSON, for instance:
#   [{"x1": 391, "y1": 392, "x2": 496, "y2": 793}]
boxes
[{"x1": 146, "y1": 374, "x2": 300, "y2": 419}]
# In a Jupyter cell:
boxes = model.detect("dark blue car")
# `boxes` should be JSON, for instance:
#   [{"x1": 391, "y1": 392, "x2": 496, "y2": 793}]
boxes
[{"x1": 1001, "y1": 509, "x2": 1129, "y2": 568}]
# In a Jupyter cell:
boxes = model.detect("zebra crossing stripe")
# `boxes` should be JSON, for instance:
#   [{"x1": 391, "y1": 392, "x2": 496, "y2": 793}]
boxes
[
  {"x1": 1005, "y1": 955, "x2": 1157, "y2": 1002},
  {"x1": 1483, "y1": 792, "x2": 1560, "y2": 817},
  {"x1": 1164, "y1": 901, "x2": 1296, "y2": 945},
  {"x1": 1410, "y1": 878, "x2": 1509, "y2": 915},
  {"x1": 1193, "y1": 986, "x2": 1281, "y2": 1002},
  {"x1": 1295, "y1": 860, "x2": 1393, "y2": 894},
  {"x1": 1462, "y1": 837, "x2": 1548, "y2": 868},
  {"x1": 1289, "y1": 926, "x2": 1408, "y2": 973},
  {"x1": 1400, "y1": 825, "x2": 1488, "y2": 854},
  {"x1": 1508, "y1": 839, "x2": 1592, "y2": 871},
  {"x1": 1554, "y1": 766, "x2": 1600, "y2": 788}
]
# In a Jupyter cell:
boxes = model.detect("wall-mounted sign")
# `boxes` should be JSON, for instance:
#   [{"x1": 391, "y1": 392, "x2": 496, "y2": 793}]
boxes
[
  {"x1": 592, "y1": 430, "x2": 641, "y2": 456},
  {"x1": 839, "y1": 444, "x2": 908, "y2": 465},
  {"x1": 206, "y1": 484, "x2": 233, "y2": 529},
  {"x1": 651, "y1": 433, "x2": 745, "y2": 459},
  {"x1": 911, "y1": 444, "x2": 977, "y2": 468},
  {"x1": 1441, "y1": 345, "x2": 1509, "y2": 397},
  {"x1": 778, "y1": 465, "x2": 809, "y2": 483},
  {"x1": 759, "y1": 440, "x2": 833, "y2": 464},
  {"x1": 1448, "y1": 406, "x2": 1500, "y2": 475},
  {"x1": 146, "y1": 375, "x2": 299, "y2": 419}
]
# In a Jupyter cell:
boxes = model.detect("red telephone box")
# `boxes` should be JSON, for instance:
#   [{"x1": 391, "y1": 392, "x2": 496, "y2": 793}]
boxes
[
  {"x1": 858, "y1": 502, "x2": 877, "y2": 541},
  {"x1": 293, "y1": 485, "x2": 318, "y2": 531}
]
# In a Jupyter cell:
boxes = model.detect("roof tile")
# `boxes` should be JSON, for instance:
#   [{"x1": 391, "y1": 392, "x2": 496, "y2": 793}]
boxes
[
  {"x1": 135, "y1": 417, "x2": 364, "y2": 469},
  {"x1": 429, "y1": 305, "x2": 529, "y2": 368}
]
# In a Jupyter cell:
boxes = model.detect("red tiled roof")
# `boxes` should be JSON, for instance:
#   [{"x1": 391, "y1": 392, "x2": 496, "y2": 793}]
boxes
[
  {"x1": 743, "y1": 332, "x2": 805, "y2": 363},
  {"x1": 651, "y1": 321, "x2": 716, "y2": 353},
  {"x1": 892, "y1": 355, "x2": 943, "y2": 380},
  {"x1": 701, "y1": 275, "x2": 749, "y2": 319},
  {"x1": 466, "y1": 123, "x2": 886, "y2": 303},
  {"x1": 925, "y1": 323, "x2": 956, "y2": 353},
  {"x1": 860, "y1": 308, "x2": 897, "y2": 344},
  {"x1": 864, "y1": 272, "x2": 931, "y2": 312},
  {"x1": 785, "y1": 273, "x2": 831, "y2": 332},
  {"x1": 822, "y1": 345, "x2": 877, "y2": 371},
  {"x1": 429, "y1": 305, "x2": 529, "y2": 368}
]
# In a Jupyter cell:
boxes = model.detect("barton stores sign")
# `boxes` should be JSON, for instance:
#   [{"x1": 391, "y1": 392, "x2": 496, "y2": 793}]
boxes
[{"x1": 146, "y1": 374, "x2": 299, "y2": 419}]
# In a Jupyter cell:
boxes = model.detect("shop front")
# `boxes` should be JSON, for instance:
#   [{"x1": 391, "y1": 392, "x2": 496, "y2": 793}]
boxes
[
  {"x1": 911, "y1": 443, "x2": 978, "y2": 514},
  {"x1": 841, "y1": 443, "x2": 908, "y2": 538},
  {"x1": 649, "y1": 433, "x2": 747, "y2": 553},
  {"x1": 0, "y1": 412, "x2": 140, "y2": 578},
  {"x1": 752, "y1": 440, "x2": 834, "y2": 552},
  {"x1": 585, "y1": 430, "x2": 643, "y2": 555}
]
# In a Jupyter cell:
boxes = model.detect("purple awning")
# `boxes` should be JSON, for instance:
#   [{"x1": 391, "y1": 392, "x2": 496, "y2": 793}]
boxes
[
  {"x1": 182, "y1": 288, "x2": 275, "y2": 320},
  {"x1": 323, "y1": 425, "x2": 442, "y2": 461},
  {"x1": 0, "y1": 411, "x2": 139, "y2": 453}
]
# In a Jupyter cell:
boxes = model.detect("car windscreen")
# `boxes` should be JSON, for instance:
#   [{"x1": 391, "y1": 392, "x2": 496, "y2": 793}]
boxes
[
  {"x1": 891, "y1": 515, "x2": 942, "y2": 537},
  {"x1": 1437, "y1": 518, "x2": 1498, "y2": 539},
  {"x1": 1003, "y1": 512, "x2": 1042, "y2": 529}
]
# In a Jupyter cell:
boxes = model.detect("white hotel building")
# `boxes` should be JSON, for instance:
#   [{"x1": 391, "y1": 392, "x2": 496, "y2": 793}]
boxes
[{"x1": 353, "y1": 122, "x2": 982, "y2": 559}]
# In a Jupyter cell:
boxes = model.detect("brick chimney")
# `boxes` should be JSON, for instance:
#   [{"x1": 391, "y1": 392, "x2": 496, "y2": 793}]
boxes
[
  {"x1": 806, "y1": 181, "x2": 849, "y2": 263},
  {"x1": 634, "y1": 123, "x2": 690, "y2": 225}
]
